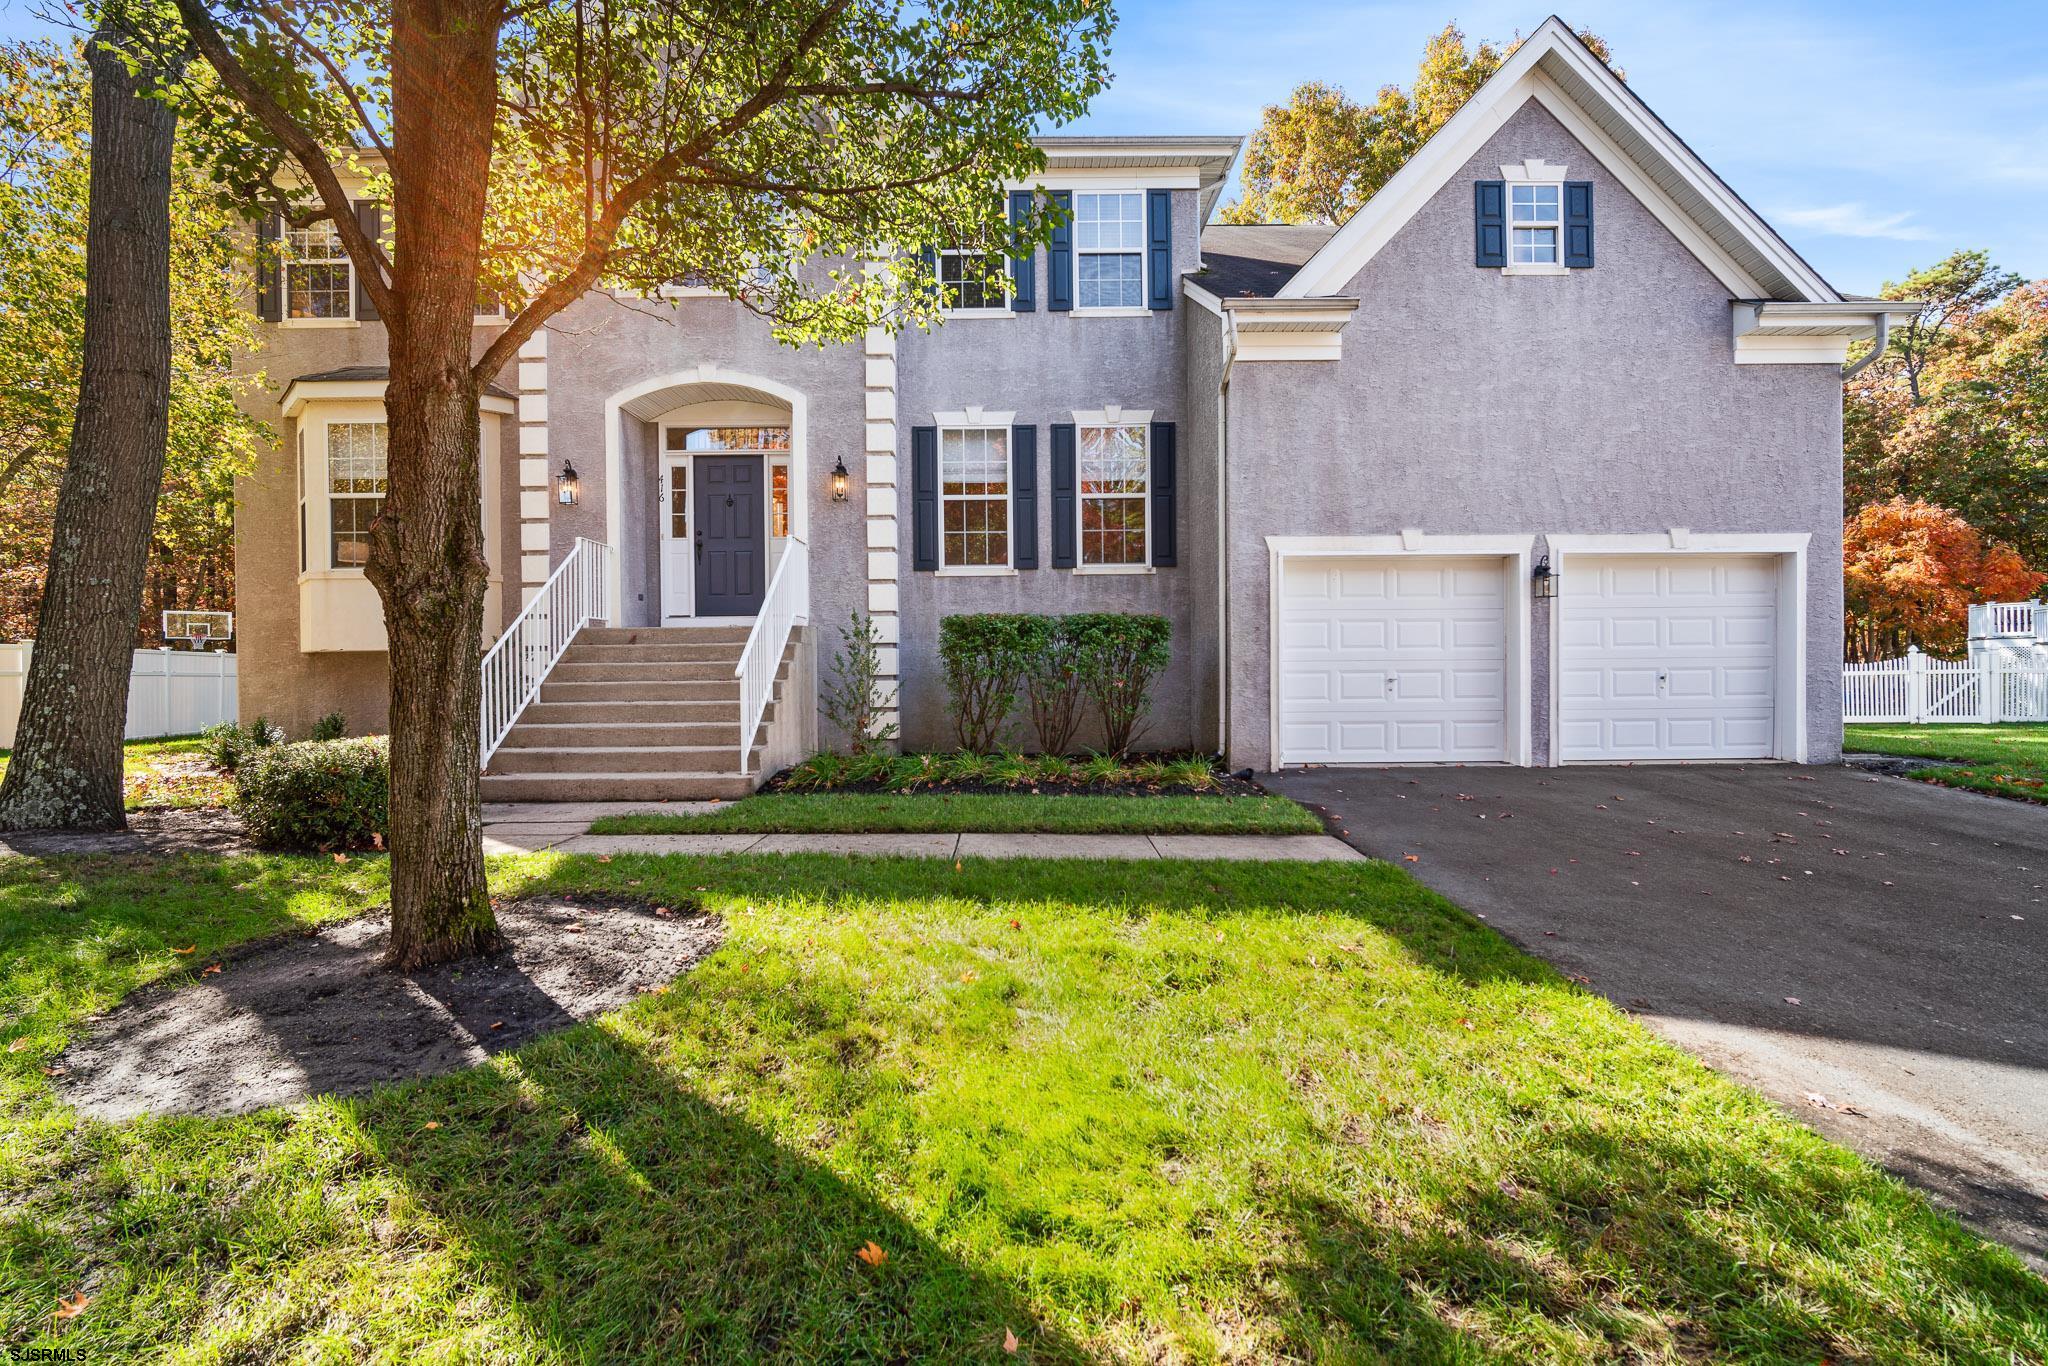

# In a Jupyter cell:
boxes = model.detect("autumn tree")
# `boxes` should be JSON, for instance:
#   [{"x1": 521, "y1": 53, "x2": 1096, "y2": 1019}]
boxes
[
  {"x1": 165, "y1": 0, "x2": 1111, "y2": 965},
  {"x1": 0, "y1": 40, "x2": 263, "y2": 644},
  {"x1": 1221, "y1": 22, "x2": 1616, "y2": 225},
  {"x1": 1842, "y1": 497, "x2": 2044, "y2": 660},
  {"x1": 1844, "y1": 252, "x2": 2048, "y2": 565}
]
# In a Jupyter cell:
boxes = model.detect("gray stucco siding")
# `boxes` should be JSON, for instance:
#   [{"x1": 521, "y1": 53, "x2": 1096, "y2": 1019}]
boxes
[
  {"x1": 1220, "y1": 99, "x2": 1844, "y2": 770},
  {"x1": 889, "y1": 186, "x2": 1204, "y2": 752}
]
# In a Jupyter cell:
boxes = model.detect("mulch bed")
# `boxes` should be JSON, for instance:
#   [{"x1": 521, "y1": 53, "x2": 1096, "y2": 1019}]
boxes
[
  {"x1": 0, "y1": 806, "x2": 254, "y2": 857},
  {"x1": 56, "y1": 895, "x2": 724, "y2": 1121},
  {"x1": 763, "y1": 757, "x2": 1268, "y2": 800}
]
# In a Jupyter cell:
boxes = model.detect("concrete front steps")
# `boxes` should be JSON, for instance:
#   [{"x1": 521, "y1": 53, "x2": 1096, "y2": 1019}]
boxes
[{"x1": 481, "y1": 624, "x2": 776, "y2": 802}]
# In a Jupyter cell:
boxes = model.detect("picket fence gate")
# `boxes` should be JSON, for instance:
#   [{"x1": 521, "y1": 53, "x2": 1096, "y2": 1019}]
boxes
[{"x1": 1843, "y1": 647, "x2": 2048, "y2": 724}]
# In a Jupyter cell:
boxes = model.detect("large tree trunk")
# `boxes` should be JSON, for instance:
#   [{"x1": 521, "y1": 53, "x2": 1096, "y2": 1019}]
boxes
[
  {"x1": 0, "y1": 31, "x2": 179, "y2": 832},
  {"x1": 368, "y1": 0, "x2": 503, "y2": 968}
]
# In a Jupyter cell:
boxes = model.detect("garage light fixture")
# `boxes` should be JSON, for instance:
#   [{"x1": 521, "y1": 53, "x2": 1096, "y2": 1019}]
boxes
[
  {"x1": 830, "y1": 456, "x2": 850, "y2": 501},
  {"x1": 1532, "y1": 554, "x2": 1558, "y2": 600},
  {"x1": 556, "y1": 460, "x2": 580, "y2": 506}
]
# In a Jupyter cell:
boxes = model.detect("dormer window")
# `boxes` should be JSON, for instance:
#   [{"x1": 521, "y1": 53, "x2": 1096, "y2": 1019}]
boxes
[{"x1": 1510, "y1": 184, "x2": 1561, "y2": 265}]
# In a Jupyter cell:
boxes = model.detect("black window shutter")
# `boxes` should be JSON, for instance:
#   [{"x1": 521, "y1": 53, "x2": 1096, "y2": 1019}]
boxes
[
  {"x1": 911, "y1": 426, "x2": 938, "y2": 570},
  {"x1": 1047, "y1": 190, "x2": 1073, "y2": 312},
  {"x1": 1564, "y1": 181, "x2": 1594, "y2": 268},
  {"x1": 919, "y1": 243, "x2": 939, "y2": 305},
  {"x1": 1049, "y1": 423, "x2": 1076, "y2": 567},
  {"x1": 1474, "y1": 180, "x2": 1506, "y2": 268},
  {"x1": 1146, "y1": 189, "x2": 1174, "y2": 310},
  {"x1": 353, "y1": 201, "x2": 382, "y2": 321},
  {"x1": 256, "y1": 213, "x2": 282, "y2": 322},
  {"x1": 1011, "y1": 424, "x2": 1038, "y2": 568},
  {"x1": 1008, "y1": 190, "x2": 1036, "y2": 312},
  {"x1": 1149, "y1": 421, "x2": 1177, "y2": 567}
]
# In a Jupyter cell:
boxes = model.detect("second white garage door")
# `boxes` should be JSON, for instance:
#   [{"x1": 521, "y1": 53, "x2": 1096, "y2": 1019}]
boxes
[
  {"x1": 1278, "y1": 556, "x2": 1509, "y2": 764},
  {"x1": 1557, "y1": 553, "x2": 1781, "y2": 761}
]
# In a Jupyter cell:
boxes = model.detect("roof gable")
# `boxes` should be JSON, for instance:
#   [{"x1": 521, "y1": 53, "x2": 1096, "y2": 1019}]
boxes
[{"x1": 1278, "y1": 16, "x2": 1840, "y2": 304}]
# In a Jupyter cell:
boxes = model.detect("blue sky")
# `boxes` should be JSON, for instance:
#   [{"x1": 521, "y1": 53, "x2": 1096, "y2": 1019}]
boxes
[
  {"x1": 1057, "y1": 0, "x2": 2048, "y2": 294},
  {"x1": 3, "y1": 0, "x2": 2040, "y2": 294}
]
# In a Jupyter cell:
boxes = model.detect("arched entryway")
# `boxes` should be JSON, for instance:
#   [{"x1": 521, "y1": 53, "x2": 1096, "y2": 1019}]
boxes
[{"x1": 602, "y1": 368, "x2": 809, "y2": 625}]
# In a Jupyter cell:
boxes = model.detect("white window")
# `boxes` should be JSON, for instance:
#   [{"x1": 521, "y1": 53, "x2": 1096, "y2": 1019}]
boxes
[
  {"x1": 1510, "y1": 183, "x2": 1561, "y2": 265},
  {"x1": 939, "y1": 249, "x2": 1008, "y2": 313},
  {"x1": 326, "y1": 421, "x2": 387, "y2": 568},
  {"x1": 284, "y1": 217, "x2": 354, "y2": 320},
  {"x1": 939, "y1": 426, "x2": 1010, "y2": 568},
  {"x1": 1074, "y1": 192, "x2": 1144, "y2": 309},
  {"x1": 1079, "y1": 424, "x2": 1147, "y2": 567}
]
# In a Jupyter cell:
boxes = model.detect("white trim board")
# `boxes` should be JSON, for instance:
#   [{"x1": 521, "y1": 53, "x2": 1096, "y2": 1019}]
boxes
[
  {"x1": 1277, "y1": 18, "x2": 1837, "y2": 305},
  {"x1": 1544, "y1": 532, "x2": 1811, "y2": 765}
]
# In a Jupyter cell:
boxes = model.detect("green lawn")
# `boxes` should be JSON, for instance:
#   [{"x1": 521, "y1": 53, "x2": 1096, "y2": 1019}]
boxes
[
  {"x1": 0, "y1": 734, "x2": 226, "y2": 810},
  {"x1": 590, "y1": 792, "x2": 1323, "y2": 835},
  {"x1": 1, "y1": 852, "x2": 2042, "y2": 1360},
  {"x1": 1845, "y1": 722, "x2": 2048, "y2": 802}
]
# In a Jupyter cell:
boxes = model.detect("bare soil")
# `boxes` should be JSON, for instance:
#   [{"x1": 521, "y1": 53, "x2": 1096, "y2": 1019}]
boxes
[
  {"x1": 56, "y1": 895, "x2": 724, "y2": 1121},
  {"x1": 0, "y1": 806, "x2": 252, "y2": 856}
]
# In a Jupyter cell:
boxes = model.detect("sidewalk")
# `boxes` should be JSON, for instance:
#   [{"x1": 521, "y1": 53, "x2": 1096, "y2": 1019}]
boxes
[{"x1": 479, "y1": 804, "x2": 1362, "y2": 862}]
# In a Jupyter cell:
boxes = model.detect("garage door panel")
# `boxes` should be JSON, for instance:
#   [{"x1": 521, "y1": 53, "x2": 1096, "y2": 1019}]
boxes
[
  {"x1": 1279, "y1": 555, "x2": 1510, "y2": 765},
  {"x1": 1559, "y1": 553, "x2": 1779, "y2": 762}
]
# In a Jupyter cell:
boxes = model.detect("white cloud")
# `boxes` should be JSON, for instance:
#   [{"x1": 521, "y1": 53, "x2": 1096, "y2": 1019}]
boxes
[{"x1": 1770, "y1": 203, "x2": 1938, "y2": 242}]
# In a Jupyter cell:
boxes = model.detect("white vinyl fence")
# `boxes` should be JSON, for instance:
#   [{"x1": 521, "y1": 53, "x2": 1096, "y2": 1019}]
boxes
[
  {"x1": 1844, "y1": 647, "x2": 2048, "y2": 724},
  {"x1": 0, "y1": 642, "x2": 238, "y2": 748}
]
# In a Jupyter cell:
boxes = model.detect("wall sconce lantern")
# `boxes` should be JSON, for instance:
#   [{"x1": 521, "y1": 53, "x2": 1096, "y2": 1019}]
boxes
[
  {"x1": 830, "y1": 456, "x2": 850, "y2": 502},
  {"x1": 556, "y1": 460, "x2": 580, "y2": 506},
  {"x1": 1532, "y1": 554, "x2": 1558, "y2": 600}
]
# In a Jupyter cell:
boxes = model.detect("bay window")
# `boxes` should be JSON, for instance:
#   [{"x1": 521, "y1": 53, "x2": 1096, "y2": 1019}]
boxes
[{"x1": 325, "y1": 421, "x2": 387, "y2": 568}]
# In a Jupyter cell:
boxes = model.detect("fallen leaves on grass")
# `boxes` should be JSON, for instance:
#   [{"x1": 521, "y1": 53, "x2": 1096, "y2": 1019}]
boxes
[
  {"x1": 855, "y1": 1241, "x2": 887, "y2": 1267},
  {"x1": 52, "y1": 1290, "x2": 88, "y2": 1321},
  {"x1": 1004, "y1": 1328, "x2": 1020, "y2": 1354}
]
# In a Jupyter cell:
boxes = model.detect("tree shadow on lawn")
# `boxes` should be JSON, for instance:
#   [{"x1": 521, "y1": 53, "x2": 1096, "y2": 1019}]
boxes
[
  {"x1": 344, "y1": 1022, "x2": 1090, "y2": 1363},
  {"x1": 1273, "y1": 1110, "x2": 2048, "y2": 1360}
]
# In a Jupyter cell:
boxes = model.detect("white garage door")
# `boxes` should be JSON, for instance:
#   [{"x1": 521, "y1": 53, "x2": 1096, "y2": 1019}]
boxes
[
  {"x1": 1278, "y1": 556, "x2": 1509, "y2": 764},
  {"x1": 1558, "y1": 554, "x2": 1780, "y2": 761}
]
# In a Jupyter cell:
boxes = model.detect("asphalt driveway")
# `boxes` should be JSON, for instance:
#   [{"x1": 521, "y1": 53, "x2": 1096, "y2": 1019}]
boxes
[{"x1": 1264, "y1": 762, "x2": 2048, "y2": 1271}]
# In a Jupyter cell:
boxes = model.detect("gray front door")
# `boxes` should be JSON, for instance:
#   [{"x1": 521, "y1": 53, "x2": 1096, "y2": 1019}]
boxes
[{"x1": 694, "y1": 455, "x2": 764, "y2": 616}]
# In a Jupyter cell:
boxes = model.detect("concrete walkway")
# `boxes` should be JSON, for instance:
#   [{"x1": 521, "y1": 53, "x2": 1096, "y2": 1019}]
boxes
[{"x1": 486, "y1": 824, "x2": 1361, "y2": 862}]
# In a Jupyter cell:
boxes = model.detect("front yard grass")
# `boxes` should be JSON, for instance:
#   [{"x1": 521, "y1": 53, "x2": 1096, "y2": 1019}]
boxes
[
  {"x1": 589, "y1": 791, "x2": 1322, "y2": 835},
  {"x1": 1845, "y1": 721, "x2": 2048, "y2": 802},
  {"x1": 0, "y1": 734, "x2": 226, "y2": 810},
  {"x1": 1, "y1": 850, "x2": 2043, "y2": 1360}
]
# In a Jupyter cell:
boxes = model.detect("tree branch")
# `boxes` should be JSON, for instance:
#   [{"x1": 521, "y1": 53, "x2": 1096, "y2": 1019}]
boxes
[
  {"x1": 167, "y1": 0, "x2": 394, "y2": 315},
  {"x1": 256, "y1": 0, "x2": 393, "y2": 163}
]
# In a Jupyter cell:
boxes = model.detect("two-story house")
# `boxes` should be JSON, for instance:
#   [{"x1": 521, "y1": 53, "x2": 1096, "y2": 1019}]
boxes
[{"x1": 234, "y1": 18, "x2": 1917, "y2": 799}]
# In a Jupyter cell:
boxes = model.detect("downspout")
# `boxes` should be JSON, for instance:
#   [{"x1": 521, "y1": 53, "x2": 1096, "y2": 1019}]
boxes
[
  {"x1": 1216, "y1": 310, "x2": 1238, "y2": 760},
  {"x1": 1839, "y1": 312, "x2": 1890, "y2": 381}
]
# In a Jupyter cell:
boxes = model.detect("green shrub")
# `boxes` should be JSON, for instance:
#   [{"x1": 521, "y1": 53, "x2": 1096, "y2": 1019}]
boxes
[
  {"x1": 233, "y1": 737, "x2": 389, "y2": 852},
  {"x1": 200, "y1": 717, "x2": 284, "y2": 773},
  {"x1": 309, "y1": 711, "x2": 348, "y2": 742},
  {"x1": 1069, "y1": 614, "x2": 1173, "y2": 755},
  {"x1": 821, "y1": 612, "x2": 898, "y2": 755},
  {"x1": 938, "y1": 614, "x2": 1035, "y2": 752},
  {"x1": 1019, "y1": 615, "x2": 1086, "y2": 755}
]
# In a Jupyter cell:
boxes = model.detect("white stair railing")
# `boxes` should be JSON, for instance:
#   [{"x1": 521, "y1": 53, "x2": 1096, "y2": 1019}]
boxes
[
  {"x1": 734, "y1": 536, "x2": 807, "y2": 775},
  {"x1": 480, "y1": 536, "x2": 614, "y2": 765}
]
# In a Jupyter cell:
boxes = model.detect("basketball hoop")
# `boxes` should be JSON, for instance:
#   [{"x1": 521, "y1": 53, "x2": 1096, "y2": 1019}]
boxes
[{"x1": 163, "y1": 610, "x2": 233, "y2": 650}]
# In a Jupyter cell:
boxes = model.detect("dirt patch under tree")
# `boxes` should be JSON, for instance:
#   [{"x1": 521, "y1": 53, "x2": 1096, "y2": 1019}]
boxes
[{"x1": 57, "y1": 895, "x2": 724, "y2": 1121}]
